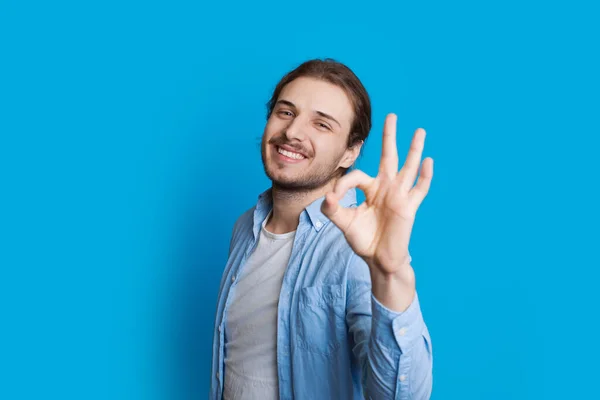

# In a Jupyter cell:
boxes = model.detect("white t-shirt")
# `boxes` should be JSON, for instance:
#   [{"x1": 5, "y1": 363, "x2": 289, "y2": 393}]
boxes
[{"x1": 223, "y1": 211, "x2": 296, "y2": 400}]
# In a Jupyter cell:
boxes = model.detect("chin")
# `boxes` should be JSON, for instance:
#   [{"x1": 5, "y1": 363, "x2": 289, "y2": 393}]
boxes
[{"x1": 266, "y1": 169, "x2": 299, "y2": 187}]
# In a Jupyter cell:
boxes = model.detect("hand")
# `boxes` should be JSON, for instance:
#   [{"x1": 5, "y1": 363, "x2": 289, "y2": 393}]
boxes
[{"x1": 321, "y1": 114, "x2": 433, "y2": 306}]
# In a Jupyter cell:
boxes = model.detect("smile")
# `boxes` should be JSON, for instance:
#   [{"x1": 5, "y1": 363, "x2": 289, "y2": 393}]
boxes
[{"x1": 277, "y1": 146, "x2": 306, "y2": 160}]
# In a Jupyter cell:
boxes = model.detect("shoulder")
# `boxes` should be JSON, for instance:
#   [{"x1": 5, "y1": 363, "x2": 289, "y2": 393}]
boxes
[
  {"x1": 234, "y1": 205, "x2": 255, "y2": 230},
  {"x1": 231, "y1": 188, "x2": 271, "y2": 238},
  {"x1": 230, "y1": 205, "x2": 256, "y2": 243}
]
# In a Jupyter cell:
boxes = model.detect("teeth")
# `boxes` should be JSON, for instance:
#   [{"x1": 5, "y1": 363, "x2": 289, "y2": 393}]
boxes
[{"x1": 277, "y1": 147, "x2": 305, "y2": 160}]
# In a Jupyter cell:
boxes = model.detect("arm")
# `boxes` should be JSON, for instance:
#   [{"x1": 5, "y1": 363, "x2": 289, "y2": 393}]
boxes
[
  {"x1": 322, "y1": 114, "x2": 435, "y2": 398},
  {"x1": 347, "y1": 254, "x2": 432, "y2": 399}
]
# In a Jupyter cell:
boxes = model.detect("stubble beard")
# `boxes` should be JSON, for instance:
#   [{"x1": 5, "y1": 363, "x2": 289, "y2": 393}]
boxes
[{"x1": 261, "y1": 140, "x2": 345, "y2": 196}]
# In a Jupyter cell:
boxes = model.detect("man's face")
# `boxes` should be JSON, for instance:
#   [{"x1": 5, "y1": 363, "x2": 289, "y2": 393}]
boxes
[{"x1": 261, "y1": 77, "x2": 360, "y2": 191}]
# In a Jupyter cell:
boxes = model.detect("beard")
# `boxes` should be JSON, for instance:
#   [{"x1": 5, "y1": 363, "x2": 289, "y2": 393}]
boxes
[{"x1": 261, "y1": 135, "x2": 346, "y2": 193}]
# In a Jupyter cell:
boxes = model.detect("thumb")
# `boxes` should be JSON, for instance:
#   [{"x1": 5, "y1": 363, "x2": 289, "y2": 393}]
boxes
[{"x1": 321, "y1": 192, "x2": 355, "y2": 232}]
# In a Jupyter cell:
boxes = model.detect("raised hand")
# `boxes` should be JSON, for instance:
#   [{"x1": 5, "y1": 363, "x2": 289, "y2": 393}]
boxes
[{"x1": 321, "y1": 114, "x2": 433, "y2": 311}]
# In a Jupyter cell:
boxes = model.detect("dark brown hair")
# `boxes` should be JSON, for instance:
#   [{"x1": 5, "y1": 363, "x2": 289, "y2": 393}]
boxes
[{"x1": 266, "y1": 58, "x2": 372, "y2": 152}]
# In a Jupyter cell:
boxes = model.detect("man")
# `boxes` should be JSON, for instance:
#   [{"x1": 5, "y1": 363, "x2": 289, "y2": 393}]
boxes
[{"x1": 210, "y1": 59, "x2": 434, "y2": 399}]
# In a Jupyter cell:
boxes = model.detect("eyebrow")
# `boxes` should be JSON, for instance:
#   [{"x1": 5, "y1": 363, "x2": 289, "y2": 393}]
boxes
[{"x1": 276, "y1": 99, "x2": 341, "y2": 128}]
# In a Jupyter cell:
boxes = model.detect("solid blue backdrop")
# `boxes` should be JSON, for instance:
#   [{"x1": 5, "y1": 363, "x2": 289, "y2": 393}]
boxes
[{"x1": 1, "y1": 0, "x2": 599, "y2": 399}]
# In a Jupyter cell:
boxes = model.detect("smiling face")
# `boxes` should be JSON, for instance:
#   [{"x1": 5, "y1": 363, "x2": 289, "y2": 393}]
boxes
[{"x1": 261, "y1": 77, "x2": 362, "y2": 191}]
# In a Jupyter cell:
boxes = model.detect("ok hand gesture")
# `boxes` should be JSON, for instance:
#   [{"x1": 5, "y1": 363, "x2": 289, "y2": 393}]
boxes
[{"x1": 321, "y1": 114, "x2": 433, "y2": 311}]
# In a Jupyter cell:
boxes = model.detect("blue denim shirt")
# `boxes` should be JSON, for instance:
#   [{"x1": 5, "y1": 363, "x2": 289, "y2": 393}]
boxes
[{"x1": 210, "y1": 188, "x2": 433, "y2": 399}]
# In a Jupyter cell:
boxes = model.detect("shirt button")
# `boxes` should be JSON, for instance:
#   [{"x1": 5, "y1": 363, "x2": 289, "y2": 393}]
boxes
[
  {"x1": 218, "y1": 325, "x2": 222, "y2": 332},
  {"x1": 399, "y1": 374, "x2": 407, "y2": 382},
  {"x1": 231, "y1": 275, "x2": 236, "y2": 283},
  {"x1": 216, "y1": 371, "x2": 220, "y2": 379},
  {"x1": 315, "y1": 221, "x2": 323, "y2": 229},
  {"x1": 398, "y1": 327, "x2": 407, "y2": 336}
]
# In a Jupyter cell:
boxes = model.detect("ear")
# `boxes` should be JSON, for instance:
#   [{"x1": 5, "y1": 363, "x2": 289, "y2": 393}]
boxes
[{"x1": 339, "y1": 140, "x2": 364, "y2": 169}]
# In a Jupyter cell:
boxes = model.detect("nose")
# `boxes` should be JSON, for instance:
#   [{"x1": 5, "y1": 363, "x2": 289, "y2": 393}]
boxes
[{"x1": 283, "y1": 116, "x2": 306, "y2": 142}]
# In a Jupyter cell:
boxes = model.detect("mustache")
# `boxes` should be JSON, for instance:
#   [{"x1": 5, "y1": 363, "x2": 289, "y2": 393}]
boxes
[{"x1": 268, "y1": 136, "x2": 311, "y2": 157}]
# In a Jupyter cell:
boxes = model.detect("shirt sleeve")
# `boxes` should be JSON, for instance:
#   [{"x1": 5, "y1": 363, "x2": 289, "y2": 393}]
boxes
[{"x1": 346, "y1": 253, "x2": 433, "y2": 400}]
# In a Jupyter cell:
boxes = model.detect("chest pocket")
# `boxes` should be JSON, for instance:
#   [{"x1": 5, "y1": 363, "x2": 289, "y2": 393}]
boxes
[{"x1": 295, "y1": 284, "x2": 346, "y2": 356}]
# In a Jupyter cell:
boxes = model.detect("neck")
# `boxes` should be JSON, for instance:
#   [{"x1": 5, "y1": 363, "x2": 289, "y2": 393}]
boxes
[{"x1": 265, "y1": 180, "x2": 338, "y2": 234}]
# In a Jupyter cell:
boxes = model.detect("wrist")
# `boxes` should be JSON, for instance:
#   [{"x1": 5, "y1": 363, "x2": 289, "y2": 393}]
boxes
[{"x1": 369, "y1": 262, "x2": 416, "y2": 312}]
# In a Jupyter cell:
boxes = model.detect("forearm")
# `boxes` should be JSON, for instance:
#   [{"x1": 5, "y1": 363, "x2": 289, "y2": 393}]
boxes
[
  {"x1": 364, "y1": 293, "x2": 433, "y2": 399},
  {"x1": 346, "y1": 255, "x2": 433, "y2": 399}
]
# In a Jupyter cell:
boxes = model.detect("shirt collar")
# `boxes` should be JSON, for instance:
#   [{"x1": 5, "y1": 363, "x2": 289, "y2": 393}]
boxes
[{"x1": 255, "y1": 187, "x2": 358, "y2": 233}]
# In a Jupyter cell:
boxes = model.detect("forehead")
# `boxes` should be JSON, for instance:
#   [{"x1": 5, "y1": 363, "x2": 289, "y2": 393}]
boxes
[{"x1": 278, "y1": 77, "x2": 354, "y2": 127}]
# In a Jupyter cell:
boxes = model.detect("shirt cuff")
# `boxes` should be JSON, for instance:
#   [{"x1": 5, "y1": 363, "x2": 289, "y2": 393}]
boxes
[{"x1": 370, "y1": 291, "x2": 426, "y2": 353}]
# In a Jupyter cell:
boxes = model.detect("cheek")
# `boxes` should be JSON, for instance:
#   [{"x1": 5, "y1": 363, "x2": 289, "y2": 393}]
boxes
[
  {"x1": 315, "y1": 138, "x2": 341, "y2": 158},
  {"x1": 262, "y1": 121, "x2": 275, "y2": 140},
  {"x1": 264, "y1": 119, "x2": 281, "y2": 140}
]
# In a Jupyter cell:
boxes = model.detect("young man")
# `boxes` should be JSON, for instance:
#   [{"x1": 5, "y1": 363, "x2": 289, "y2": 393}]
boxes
[{"x1": 210, "y1": 59, "x2": 434, "y2": 399}]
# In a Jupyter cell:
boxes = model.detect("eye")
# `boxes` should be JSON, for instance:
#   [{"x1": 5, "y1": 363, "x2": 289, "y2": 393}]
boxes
[
  {"x1": 277, "y1": 110, "x2": 294, "y2": 118},
  {"x1": 316, "y1": 122, "x2": 332, "y2": 131}
]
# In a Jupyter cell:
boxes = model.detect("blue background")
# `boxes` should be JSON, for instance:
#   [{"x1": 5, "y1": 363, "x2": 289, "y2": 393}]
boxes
[{"x1": 1, "y1": 0, "x2": 599, "y2": 399}]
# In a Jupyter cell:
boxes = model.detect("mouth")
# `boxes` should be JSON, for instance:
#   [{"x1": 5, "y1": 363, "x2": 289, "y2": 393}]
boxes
[{"x1": 274, "y1": 145, "x2": 308, "y2": 163}]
